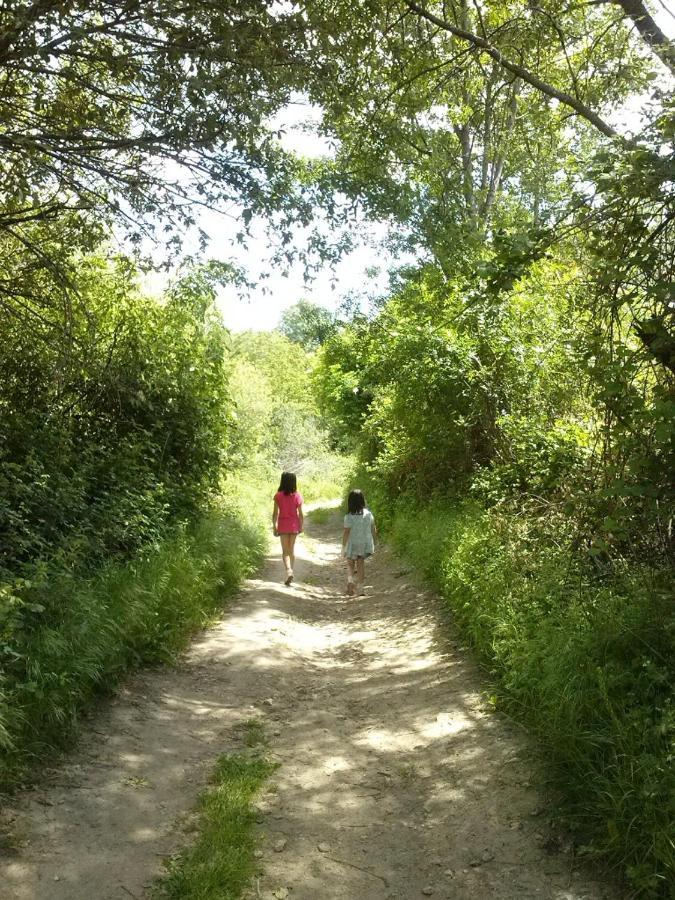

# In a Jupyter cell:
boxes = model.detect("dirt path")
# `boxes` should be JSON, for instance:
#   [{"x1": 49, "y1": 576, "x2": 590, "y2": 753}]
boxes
[{"x1": 0, "y1": 510, "x2": 617, "y2": 900}]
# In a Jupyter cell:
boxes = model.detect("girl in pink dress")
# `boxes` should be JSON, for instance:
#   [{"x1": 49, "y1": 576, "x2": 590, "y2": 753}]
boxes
[{"x1": 272, "y1": 472, "x2": 304, "y2": 585}]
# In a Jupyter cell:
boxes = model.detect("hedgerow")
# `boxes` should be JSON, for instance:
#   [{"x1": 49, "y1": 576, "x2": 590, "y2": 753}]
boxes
[{"x1": 381, "y1": 491, "x2": 674, "y2": 896}]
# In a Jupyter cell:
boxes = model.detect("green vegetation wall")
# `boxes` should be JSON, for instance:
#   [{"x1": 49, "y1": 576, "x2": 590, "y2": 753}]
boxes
[
  {"x1": 313, "y1": 235, "x2": 674, "y2": 894},
  {"x1": 0, "y1": 257, "x2": 264, "y2": 782},
  {"x1": 1, "y1": 258, "x2": 234, "y2": 584},
  {"x1": 307, "y1": 32, "x2": 675, "y2": 892}
]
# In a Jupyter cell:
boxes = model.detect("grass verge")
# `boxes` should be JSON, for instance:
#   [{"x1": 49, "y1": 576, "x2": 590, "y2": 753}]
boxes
[
  {"x1": 0, "y1": 493, "x2": 267, "y2": 790},
  {"x1": 155, "y1": 722, "x2": 277, "y2": 900},
  {"x1": 360, "y1": 471, "x2": 674, "y2": 899}
]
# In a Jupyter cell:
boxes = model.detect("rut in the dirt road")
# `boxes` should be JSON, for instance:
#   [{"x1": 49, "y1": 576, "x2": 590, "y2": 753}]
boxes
[{"x1": 0, "y1": 512, "x2": 617, "y2": 900}]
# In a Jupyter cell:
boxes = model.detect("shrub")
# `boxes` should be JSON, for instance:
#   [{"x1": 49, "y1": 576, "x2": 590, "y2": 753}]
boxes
[
  {"x1": 0, "y1": 495, "x2": 267, "y2": 789},
  {"x1": 379, "y1": 489, "x2": 674, "y2": 897},
  {"x1": 0, "y1": 257, "x2": 233, "y2": 584}
]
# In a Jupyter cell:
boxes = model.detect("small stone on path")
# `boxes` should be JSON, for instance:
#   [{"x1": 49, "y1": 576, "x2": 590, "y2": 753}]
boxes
[
  {"x1": 422, "y1": 887, "x2": 434, "y2": 896},
  {"x1": 273, "y1": 838, "x2": 287, "y2": 852},
  {"x1": 317, "y1": 841, "x2": 331, "y2": 852}
]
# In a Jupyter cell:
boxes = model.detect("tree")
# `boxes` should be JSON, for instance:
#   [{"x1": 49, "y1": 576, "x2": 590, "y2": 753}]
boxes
[
  {"x1": 299, "y1": 0, "x2": 658, "y2": 272},
  {"x1": 0, "y1": 0, "x2": 333, "y2": 332},
  {"x1": 228, "y1": 329, "x2": 338, "y2": 477},
  {"x1": 0, "y1": 1, "x2": 311, "y2": 235},
  {"x1": 278, "y1": 299, "x2": 335, "y2": 350}
]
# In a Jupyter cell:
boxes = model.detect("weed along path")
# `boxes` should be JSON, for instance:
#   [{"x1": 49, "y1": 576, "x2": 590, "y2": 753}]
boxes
[{"x1": 0, "y1": 509, "x2": 617, "y2": 900}]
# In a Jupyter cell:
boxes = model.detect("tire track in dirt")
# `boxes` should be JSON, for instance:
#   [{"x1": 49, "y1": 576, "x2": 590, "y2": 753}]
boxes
[{"x1": 0, "y1": 510, "x2": 619, "y2": 900}]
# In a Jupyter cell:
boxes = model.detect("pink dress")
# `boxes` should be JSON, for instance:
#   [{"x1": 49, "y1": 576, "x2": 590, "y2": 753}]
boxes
[{"x1": 274, "y1": 491, "x2": 303, "y2": 534}]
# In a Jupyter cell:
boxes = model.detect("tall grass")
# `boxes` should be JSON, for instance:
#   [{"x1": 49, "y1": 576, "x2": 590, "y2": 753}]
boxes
[
  {"x1": 0, "y1": 494, "x2": 267, "y2": 789},
  {"x1": 371, "y1": 482, "x2": 674, "y2": 898}
]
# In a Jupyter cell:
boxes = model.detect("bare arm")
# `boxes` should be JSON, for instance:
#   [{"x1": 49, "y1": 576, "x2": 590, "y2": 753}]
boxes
[
  {"x1": 272, "y1": 499, "x2": 279, "y2": 535},
  {"x1": 297, "y1": 504, "x2": 304, "y2": 533},
  {"x1": 342, "y1": 526, "x2": 351, "y2": 554}
]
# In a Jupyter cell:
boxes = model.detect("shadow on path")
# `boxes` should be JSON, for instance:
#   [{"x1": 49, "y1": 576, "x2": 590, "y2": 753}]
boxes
[{"x1": 0, "y1": 510, "x2": 620, "y2": 900}]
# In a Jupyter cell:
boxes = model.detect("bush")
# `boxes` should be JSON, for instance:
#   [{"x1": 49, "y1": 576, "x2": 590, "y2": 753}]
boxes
[
  {"x1": 0, "y1": 257, "x2": 233, "y2": 583},
  {"x1": 379, "y1": 488, "x2": 674, "y2": 897},
  {"x1": 0, "y1": 493, "x2": 267, "y2": 789}
]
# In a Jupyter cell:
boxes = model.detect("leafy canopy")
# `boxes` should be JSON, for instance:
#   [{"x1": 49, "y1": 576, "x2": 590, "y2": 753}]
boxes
[{"x1": 278, "y1": 299, "x2": 336, "y2": 351}]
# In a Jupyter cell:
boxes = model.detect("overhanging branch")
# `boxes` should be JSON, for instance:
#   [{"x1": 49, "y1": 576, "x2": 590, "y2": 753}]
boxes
[
  {"x1": 611, "y1": 0, "x2": 675, "y2": 75},
  {"x1": 405, "y1": 0, "x2": 622, "y2": 140}
]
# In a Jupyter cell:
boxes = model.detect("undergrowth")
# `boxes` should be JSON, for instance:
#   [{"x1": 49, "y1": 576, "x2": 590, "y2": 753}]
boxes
[
  {"x1": 364, "y1": 476, "x2": 674, "y2": 898},
  {"x1": 0, "y1": 493, "x2": 267, "y2": 790}
]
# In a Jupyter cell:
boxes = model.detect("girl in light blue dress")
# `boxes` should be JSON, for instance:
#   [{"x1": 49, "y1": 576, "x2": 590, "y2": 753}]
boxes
[{"x1": 342, "y1": 489, "x2": 376, "y2": 596}]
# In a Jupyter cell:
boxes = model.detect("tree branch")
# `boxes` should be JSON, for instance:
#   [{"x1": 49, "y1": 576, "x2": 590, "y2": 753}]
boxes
[
  {"x1": 404, "y1": 0, "x2": 623, "y2": 139},
  {"x1": 610, "y1": 0, "x2": 675, "y2": 74},
  {"x1": 0, "y1": 0, "x2": 74, "y2": 63}
]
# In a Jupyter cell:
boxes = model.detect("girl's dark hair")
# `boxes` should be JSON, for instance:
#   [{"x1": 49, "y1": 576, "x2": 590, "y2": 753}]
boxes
[
  {"x1": 278, "y1": 472, "x2": 297, "y2": 495},
  {"x1": 347, "y1": 489, "x2": 366, "y2": 515}
]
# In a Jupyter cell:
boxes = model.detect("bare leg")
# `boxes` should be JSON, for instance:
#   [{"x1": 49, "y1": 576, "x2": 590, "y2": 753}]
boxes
[
  {"x1": 288, "y1": 533, "x2": 297, "y2": 573},
  {"x1": 280, "y1": 534, "x2": 293, "y2": 583},
  {"x1": 356, "y1": 557, "x2": 365, "y2": 595},
  {"x1": 346, "y1": 558, "x2": 356, "y2": 595}
]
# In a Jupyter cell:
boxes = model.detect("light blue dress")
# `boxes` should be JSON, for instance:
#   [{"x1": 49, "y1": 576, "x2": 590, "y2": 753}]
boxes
[{"x1": 344, "y1": 509, "x2": 375, "y2": 559}]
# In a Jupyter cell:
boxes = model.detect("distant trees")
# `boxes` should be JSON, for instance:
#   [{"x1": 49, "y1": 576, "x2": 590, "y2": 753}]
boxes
[
  {"x1": 229, "y1": 329, "x2": 340, "y2": 480},
  {"x1": 278, "y1": 300, "x2": 336, "y2": 351}
]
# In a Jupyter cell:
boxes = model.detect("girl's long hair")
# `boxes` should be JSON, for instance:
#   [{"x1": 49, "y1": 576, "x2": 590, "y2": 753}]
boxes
[
  {"x1": 347, "y1": 489, "x2": 366, "y2": 515},
  {"x1": 278, "y1": 472, "x2": 297, "y2": 495}
]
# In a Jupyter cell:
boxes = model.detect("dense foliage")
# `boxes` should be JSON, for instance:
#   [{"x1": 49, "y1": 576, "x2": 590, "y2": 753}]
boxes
[
  {"x1": 0, "y1": 258, "x2": 242, "y2": 775},
  {"x1": 278, "y1": 299, "x2": 336, "y2": 351},
  {"x1": 313, "y1": 160, "x2": 674, "y2": 898},
  {"x1": 306, "y1": 1, "x2": 674, "y2": 894},
  {"x1": 315, "y1": 232, "x2": 673, "y2": 898},
  {"x1": 374, "y1": 489, "x2": 673, "y2": 897},
  {"x1": 1, "y1": 259, "x2": 233, "y2": 578},
  {"x1": 0, "y1": 0, "x2": 673, "y2": 893}
]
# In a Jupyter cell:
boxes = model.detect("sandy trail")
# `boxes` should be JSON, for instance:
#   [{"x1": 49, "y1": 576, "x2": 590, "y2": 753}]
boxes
[{"x1": 0, "y1": 511, "x2": 617, "y2": 900}]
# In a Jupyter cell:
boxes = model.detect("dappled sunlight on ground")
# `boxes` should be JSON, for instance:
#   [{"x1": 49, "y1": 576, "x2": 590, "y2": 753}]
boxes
[{"x1": 0, "y1": 508, "x2": 619, "y2": 900}]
